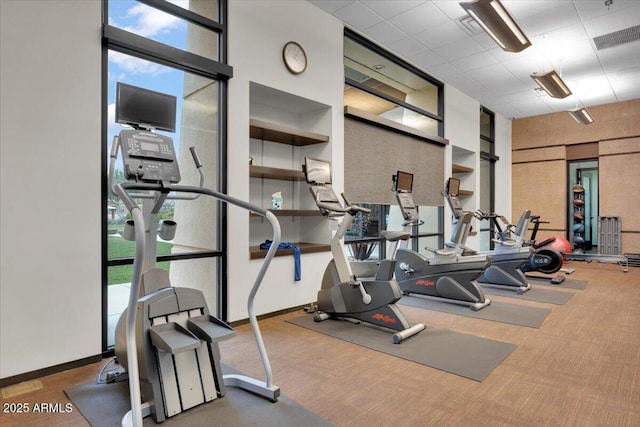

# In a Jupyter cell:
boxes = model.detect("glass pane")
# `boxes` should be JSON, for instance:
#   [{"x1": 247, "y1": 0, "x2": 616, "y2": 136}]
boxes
[
  {"x1": 344, "y1": 37, "x2": 439, "y2": 116},
  {"x1": 479, "y1": 155, "x2": 492, "y2": 250},
  {"x1": 108, "y1": 0, "x2": 219, "y2": 60},
  {"x1": 345, "y1": 205, "x2": 381, "y2": 261},
  {"x1": 480, "y1": 109, "x2": 492, "y2": 139},
  {"x1": 344, "y1": 85, "x2": 439, "y2": 136},
  {"x1": 107, "y1": 257, "x2": 218, "y2": 347},
  {"x1": 107, "y1": 52, "x2": 220, "y2": 256}
]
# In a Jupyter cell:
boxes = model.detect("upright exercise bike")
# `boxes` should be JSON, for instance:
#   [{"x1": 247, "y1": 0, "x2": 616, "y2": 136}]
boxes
[
  {"x1": 444, "y1": 177, "x2": 533, "y2": 294},
  {"x1": 110, "y1": 83, "x2": 280, "y2": 427},
  {"x1": 303, "y1": 158, "x2": 425, "y2": 344},
  {"x1": 389, "y1": 171, "x2": 491, "y2": 311}
]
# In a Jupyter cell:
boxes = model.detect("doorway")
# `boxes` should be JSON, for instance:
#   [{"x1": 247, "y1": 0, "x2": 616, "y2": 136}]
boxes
[{"x1": 568, "y1": 160, "x2": 598, "y2": 253}]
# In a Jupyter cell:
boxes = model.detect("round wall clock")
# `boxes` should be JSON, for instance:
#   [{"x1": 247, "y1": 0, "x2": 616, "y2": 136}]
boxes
[{"x1": 282, "y1": 41, "x2": 307, "y2": 75}]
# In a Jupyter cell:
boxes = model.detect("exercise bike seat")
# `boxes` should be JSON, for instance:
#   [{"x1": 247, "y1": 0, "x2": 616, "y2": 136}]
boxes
[
  {"x1": 493, "y1": 238, "x2": 517, "y2": 247},
  {"x1": 380, "y1": 230, "x2": 410, "y2": 242}
]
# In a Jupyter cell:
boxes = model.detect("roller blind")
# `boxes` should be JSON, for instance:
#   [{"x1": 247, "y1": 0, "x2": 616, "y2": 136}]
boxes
[{"x1": 344, "y1": 110, "x2": 447, "y2": 206}]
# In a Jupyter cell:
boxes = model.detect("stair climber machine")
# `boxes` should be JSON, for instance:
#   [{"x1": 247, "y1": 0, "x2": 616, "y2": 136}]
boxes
[
  {"x1": 303, "y1": 158, "x2": 425, "y2": 344},
  {"x1": 444, "y1": 177, "x2": 533, "y2": 294},
  {"x1": 389, "y1": 171, "x2": 491, "y2": 311},
  {"x1": 109, "y1": 83, "x2": 280, "y2": 427}
]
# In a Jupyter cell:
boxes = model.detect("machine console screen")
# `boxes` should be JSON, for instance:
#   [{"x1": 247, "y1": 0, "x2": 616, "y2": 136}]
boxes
[{"x1": 119, "y1": 129, "x2": 181, "y2": 183}]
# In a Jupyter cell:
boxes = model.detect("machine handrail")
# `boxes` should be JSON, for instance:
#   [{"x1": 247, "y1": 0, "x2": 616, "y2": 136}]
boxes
[{"x1": 113, "y1": 182, "x2": 281, "y2": 427}]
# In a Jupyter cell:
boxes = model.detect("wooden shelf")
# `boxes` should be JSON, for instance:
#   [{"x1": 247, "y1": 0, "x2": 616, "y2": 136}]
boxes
[
  {"x1": 459, "y1": 189, "x2": 474, "y2": 196},
  {"x1": 250, "y1": 165, "x2": 305, "y2": 181},
  {"x1": 452, "y1": 163, "x2": 474, "y2": 174},
  {"x1": 250, "y1": 118, "x2": 329, "y2": 146},
  {"x1": 250, "y1": 210, "x2": 321, "y2": 217},
  {"x1": 249, "y1": 242, "x2": 330, "y2": 259}
]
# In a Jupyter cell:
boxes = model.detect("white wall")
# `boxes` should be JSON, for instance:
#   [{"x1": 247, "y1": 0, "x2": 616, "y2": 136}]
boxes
[
  {"x1": 443, "y1": 84, "x2": 513, "y2": 249},
  {"x1": 226, "y1": 1, "x2": 345, "y2": 321},
  {"x1": 0, "y1": 1, "x2": 102, "y2": 379},
  {"x1": 494, "y1": 114, "x2": 513, "y2": 218},
  {"x1": 0, "y1": 0, "x2": 514, "y2": 379}
]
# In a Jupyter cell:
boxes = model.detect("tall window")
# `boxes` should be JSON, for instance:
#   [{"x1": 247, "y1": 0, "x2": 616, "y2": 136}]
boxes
[
  {"x1": 343, "y1": 29, "x2": 445, "y2": 259},
  {"x1": 479, "y1": 107, "x2": 498, "y2": 251},
  {"x1": 102, "y1": 0, "x2": 231, "y2": 351}
]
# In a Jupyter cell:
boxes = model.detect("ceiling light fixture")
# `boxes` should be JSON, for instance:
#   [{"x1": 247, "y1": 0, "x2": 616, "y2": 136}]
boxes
[
  {"x1": 568, "y1": 107, "x2": 594, "y2": 125},
  {"x1": 459, "y1": 0, "x2": 532, "y2": 52},
  {"x1": 530, "y1": 70, "x2": 572, "y2": 98}
]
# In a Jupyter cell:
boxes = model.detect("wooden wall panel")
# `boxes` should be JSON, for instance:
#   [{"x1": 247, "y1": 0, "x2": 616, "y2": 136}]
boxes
[
  {"x1": 512, "y1": 160, "x2": 566, "y2": 234},
  {"x1": 621, "y1": 233, "x2": 640, "y2": 254},
  {"x1": 566, "y1": 142, "x2": 598, "y2": 160},
  {"x1": 599, "y1": 136, "x2": 640, "y2": 155},
  {"x1": 512, "y1": 99, "x2": 640, "y2": 150},
  {"x1": 512, "y1": 146, "x2": 565, "y2": 163},
  {"x1": 599, "y1": 152, "x2": 640, "y2": 253}
]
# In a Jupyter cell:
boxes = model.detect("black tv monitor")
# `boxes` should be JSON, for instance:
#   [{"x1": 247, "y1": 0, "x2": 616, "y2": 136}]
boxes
[
  {"x1": 395, "y1": 170, "x2": 413, "y2": 193},
  {"x1": 115, "y1": 82, "x2": 177, "y2": 132},
  {"x1": 304, "y1": 157, "x2": 332, "y2": 184},
  {"x1": 447, "y1": 177, "x2": 460, "y2": 197}
]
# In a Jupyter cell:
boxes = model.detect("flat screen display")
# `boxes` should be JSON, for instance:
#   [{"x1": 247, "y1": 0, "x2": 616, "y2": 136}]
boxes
[
  {"x1": 304, "y1": 157, "x2": 332, "y2": 184},
  {"x1": 447, "y1": 177, "x2": 460, "y2": 196},
  {"x1": 395, "y1": 170, "x2": 413, "y2": 193},
  {"x1": 115, "y1": 82, "x2": 177, "y2": 132}
]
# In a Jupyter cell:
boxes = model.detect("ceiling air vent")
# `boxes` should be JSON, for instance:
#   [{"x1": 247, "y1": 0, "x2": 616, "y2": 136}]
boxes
[
  {"x1": 456, "y1": 15, "x2": 484, "y2": 36},
  {"x1": 593, "y1": 24, "x2": 640, "y2": 50}
]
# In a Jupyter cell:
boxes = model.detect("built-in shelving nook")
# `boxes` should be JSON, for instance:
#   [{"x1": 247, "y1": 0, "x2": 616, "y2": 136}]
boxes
[{"x1": 248, "y1": 83, "x2": 332, "y2": 259}]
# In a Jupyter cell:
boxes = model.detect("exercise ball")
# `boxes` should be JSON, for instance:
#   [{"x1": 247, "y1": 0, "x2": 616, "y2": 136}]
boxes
[{"x1": 547, "y1": 236, "x2": 572, "y2": 259}]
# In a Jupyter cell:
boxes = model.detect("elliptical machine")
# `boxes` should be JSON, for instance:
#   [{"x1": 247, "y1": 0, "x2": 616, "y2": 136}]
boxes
[
  {"x1": 389, "y1": 171, "x2": 491, "y2": 311},
  {"x1": 110, "y1": 83, "x2": 280, "y2": 427},
  {"x1": 444, "y1": 177, "x2": 533, "y2": 294},
  {"x1": 303, "y1": 158, "x2": 425, "y2": 344}
]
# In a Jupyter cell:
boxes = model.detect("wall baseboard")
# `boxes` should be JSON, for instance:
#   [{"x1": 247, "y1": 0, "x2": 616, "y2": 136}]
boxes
[{"x1": 0, "y1": 354, "x2": 102, "y2": 389}]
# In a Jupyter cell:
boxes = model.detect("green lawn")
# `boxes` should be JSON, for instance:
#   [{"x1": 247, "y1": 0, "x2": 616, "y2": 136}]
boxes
[{"x1": 108, "y1": 235, "x2": 173, "y2": 285}]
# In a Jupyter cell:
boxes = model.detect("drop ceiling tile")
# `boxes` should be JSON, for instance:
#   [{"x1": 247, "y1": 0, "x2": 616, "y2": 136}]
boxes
[
  {"x1": 471, "y1": 62, "x2": 514, "y2": 82},
  {"x1": 434, "y1": 38, "x2": 484, "y2": 61},
  {"x1": 480, "y1": 74, "x2": 531, "y2": 96},
  {"x1": 582, "y1": 4, "x2": 640, "y2": 37},
  {"x1": 389, "y1": 36, "x2": 428, "y2": 58},
  {"x1": 333, "y1": 1, "x2": 383, "y2": 30},
  {"x1": 388, "y1": 1, "x2": 450, "y2": 35},
  {"x1": 432, "y1": 0, "x2": 467, "y2": 20},
  {"x1": 443, "y1": 73, "x2": 480, "y2": 93},
  {"x1": 308, "y1": 0, "x2": 354, "y2": 14},
  {"x1": 511, "y1": 97, "x2": 555, "y2": 116},
  {"x1": 518, "y1": 2, "x2": 581, "y2": 37},
  {"x1": 410, "y1": 48, "x2": 447, "y2": 69},
  {"x1": 596, "y1": 41, "x2": 640, "y2": 73},
  {"x1": 361, "y1": 0, "x2": 426, "y2": 19},
  {"x1": 363, "y1": 20, "x2": 408, "y2": 46},
  {"x1": 452, "y1": 51, "x2": 499, "y2": 73},
  {"x1": 413, "y1": 20, "x2": 469, "y2": 50},
  {"x1": 426, "y1": 62, "x2": 461, "y2": 80},
  {"x1": 609, "y1": 75, "x2": 640, "y2": 100},
  {"x1": 573, "y1": 0, "x2": 638, "y2": 20}
]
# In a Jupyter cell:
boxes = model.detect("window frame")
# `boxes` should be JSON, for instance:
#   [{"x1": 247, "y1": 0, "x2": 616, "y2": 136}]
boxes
[
  {"x1": 101, "y1": 0, "x2": 231, "y2": 354},
  {"x1": 343, "y1": 28, "x2": 445, "y2": 256}
]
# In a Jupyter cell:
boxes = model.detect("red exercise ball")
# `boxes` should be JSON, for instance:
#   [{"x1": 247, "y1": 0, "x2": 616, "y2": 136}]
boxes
[{"x1": 547, "y1": 236, "x2": 572, "y2": 259}]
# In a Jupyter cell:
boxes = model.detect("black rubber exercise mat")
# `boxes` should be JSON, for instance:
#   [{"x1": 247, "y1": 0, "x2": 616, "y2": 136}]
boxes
[{"x1": 287, "y1": 314, "x2": 515, "y2": 382}]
